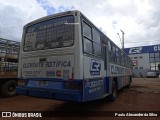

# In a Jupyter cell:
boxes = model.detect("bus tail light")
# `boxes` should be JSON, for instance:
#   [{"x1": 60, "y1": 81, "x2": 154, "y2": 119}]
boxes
[
  {"x1": 70, "y1": 72, "x2": 74, "y2": 80},
  {"x1": 69, "y1": 67, "x2": 74, "y2": 80},
  {"x1": 18, "y1": 79, "x2": 26, "y2": 86},
  {"x1": 64, "y1": 82, "x2": 82, "y2": 90}
]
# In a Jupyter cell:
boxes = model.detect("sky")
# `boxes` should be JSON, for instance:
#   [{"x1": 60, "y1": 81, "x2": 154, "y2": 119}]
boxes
[{"x1": 0, "y1": 0, "x2": 160, "y2": 48}]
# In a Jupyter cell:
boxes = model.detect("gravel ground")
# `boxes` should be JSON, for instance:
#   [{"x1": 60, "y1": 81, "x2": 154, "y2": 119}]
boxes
[{"x1": 0, "y1": 78, "x2": 160, "y2": 120}]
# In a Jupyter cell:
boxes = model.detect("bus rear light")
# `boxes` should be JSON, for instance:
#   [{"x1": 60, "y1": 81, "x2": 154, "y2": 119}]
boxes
[
  {"x1": 68, "y1": 67, "x2": 74, "y2": 80},
  {"x1": 64, "y1": 82, "x2": 81, "y2": 90},
  {"x1": 84, "y1": 80, "x2": 87, "y2": 83},
  {"x1": 56, "y1": 70, "x2": 61, "y2": 77},
  {"x1": 69, "y1": 72, "x2": 74, "y2": 80},
  {"x1": 18, "y1": 79, "x2": 26, "y2": 86}
]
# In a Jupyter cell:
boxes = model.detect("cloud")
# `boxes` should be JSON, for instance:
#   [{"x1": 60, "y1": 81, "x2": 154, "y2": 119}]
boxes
[
  {"x1": 125, "y1": 0, "x2": 160, "y2": 47},
  {"x1": 0, "y1": 4, "x2": 25, "y2": 41},
  {"x1": 0, "y1": 0, "x2": 47, "y2": 41},
  {"x1": 36, "y1": 0, "x2": 56, "y2": 15},
  {"x1": 58, "y1": 5, "x2": 75, "y2": 13},
  {"x1": 37, "y1": 0, "x2": 75, "y2": 15},
  {"x1": 0, "y1": 0, "x2": 160, "y2": 48}
]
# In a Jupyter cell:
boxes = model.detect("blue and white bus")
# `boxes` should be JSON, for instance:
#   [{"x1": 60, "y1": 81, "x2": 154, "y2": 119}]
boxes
[{"x1": 16, "y1": 10, "x2": 132, "y2": 102}]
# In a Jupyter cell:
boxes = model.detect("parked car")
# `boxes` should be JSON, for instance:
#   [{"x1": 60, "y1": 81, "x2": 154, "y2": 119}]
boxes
[{"x1": 146, "y1": 70, "x2": 159, "y2": 78}]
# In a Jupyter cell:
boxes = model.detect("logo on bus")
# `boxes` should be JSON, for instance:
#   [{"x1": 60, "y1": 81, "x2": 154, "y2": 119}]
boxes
[{"x1": 90, "y1": 59, "x2": 101, "y2": 75}]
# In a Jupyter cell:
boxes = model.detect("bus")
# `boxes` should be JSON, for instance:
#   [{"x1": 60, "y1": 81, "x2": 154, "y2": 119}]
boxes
[{"x1": 16, "y1": 10, "x2": 132, "y2": 102}]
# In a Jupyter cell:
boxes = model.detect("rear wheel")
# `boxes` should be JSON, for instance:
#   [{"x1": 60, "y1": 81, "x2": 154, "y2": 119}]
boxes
[
  {"x1": 126, "y1": 76, "x2": 132, "y2": 88},
  {"x1": 109, "y1": 81, "x2": 118, "y2": 102},
  {"x1": 1, "y1": 80, "x2": 17, "y2": 97}
]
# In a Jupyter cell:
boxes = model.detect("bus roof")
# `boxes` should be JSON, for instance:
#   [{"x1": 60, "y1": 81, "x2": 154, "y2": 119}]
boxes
[{"x1": 25, "y1": 10, "x2": 80, "y2": 28}]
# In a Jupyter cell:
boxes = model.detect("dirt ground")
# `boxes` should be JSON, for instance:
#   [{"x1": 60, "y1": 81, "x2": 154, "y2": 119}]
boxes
[{"x1": 0, "y1": 78, "x2": 160, "y2": 120}]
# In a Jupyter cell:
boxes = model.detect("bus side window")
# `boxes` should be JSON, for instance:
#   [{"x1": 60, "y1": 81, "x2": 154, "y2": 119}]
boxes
[
  {"x1": 103, "y1": 44, "x2": 107, "y2": 70},
  {"x1": 108, "y1": 41, "x2": 111, "y2": 62}
]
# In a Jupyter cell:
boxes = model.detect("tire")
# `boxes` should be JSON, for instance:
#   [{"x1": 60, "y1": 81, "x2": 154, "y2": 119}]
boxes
[
  {"x1": 126, "y1": 77, "x2": 132, "y2": 88},
  {"x1": 109, "y1": 81, "x2": 118, "y2": 102},
  {"x1": 126, "y1": 83, "x2": 131, "y2": 88},
  {"x1": 1, "y1": 80, "x2": 17, "y2": 97}
]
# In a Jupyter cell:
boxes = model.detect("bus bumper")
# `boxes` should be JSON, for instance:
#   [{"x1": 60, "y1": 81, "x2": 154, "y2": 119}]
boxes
[{"x1": 16, "y1": 87, "x2": 82, "y2": 102}]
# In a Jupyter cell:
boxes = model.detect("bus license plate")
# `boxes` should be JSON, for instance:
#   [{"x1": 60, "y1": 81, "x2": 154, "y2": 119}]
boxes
[{"x1": 37, "y1": 81, "x2": 48, "y2": 86}]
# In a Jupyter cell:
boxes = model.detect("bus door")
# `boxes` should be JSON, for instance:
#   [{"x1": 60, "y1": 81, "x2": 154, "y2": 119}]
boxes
[{"x1": 102, "y1": 43, "x2": 110, "y2": 95}]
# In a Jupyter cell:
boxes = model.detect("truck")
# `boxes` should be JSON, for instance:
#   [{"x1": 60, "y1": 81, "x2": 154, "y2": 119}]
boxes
[{"x1": 0, "y1": 38, "x2": 20, "y2": 97}]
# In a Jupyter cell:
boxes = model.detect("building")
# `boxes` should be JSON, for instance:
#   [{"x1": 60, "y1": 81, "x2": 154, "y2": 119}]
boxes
[{"x1": 124, "y1": 44, "x2": 160, "y2": 77}]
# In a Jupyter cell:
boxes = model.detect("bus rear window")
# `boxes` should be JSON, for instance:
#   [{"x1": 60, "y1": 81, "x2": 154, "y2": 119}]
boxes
[{"x1": 24, "y1": 15, "x2": 74, "y2": 52}]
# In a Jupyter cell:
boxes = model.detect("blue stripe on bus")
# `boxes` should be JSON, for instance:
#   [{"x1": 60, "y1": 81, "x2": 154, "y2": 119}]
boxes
[
  {"x1": 82, "y1": 77, "x2": 109, "y2": 102},
  {"x1": 16, "y1": 86, "x2": 82, "y2": 102},
  {"x1": 16, "y1": 77, "x2": 110, "y2": 102},
  {"x1": 20, "y1": 77, "x2": 82, "y2": 82},
  {"x1": 104, "y1": 77, "x2": 110, "y2": 93}
]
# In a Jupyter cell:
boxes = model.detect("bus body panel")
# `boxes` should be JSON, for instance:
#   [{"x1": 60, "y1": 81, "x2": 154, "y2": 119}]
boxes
[
  {"x1": 74, "y1": 11, "x2": 84, "y2": 80},
  {"x1": 83, "y1": 56, "x2": 106, "y2": 78},
  {"x1": 81, "y1": 55, "x2": 111, "y2": 101},
  {"x1": 82, "y1": 77, "x2": 110, "y2": 102},
  {"x1": 21, "y1": 55, "x2": 74, "y2": 79},
  {"x1": 109, "y1": 63, "x2": 132, "y2": 89}
]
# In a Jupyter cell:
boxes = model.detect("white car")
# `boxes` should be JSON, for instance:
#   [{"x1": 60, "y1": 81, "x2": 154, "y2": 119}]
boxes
[{"x1": 146, "y1": 70, "x2": 158, "y2": 78}]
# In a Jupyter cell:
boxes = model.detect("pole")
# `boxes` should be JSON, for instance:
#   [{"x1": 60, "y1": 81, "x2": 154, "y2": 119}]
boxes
[
  {"x1": 120, "y1": 29, "x2": 125, "y2": 49},
  {"x1": 117, "y1": 33, "x2": 122, "y2": 49}
]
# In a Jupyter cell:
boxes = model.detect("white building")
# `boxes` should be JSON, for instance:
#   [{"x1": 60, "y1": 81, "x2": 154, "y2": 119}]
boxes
[{"x1": 124, "y1": 44, "x2": 160, "y2": 77}]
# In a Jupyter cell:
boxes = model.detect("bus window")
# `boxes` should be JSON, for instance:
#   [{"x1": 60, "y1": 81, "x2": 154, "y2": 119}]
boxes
[
  {"x1": 24, "y1": 16, "x2": 74, "y2": 52},
  {"x1": 92, "y1": 28, "x2": 101, "y2": 56},
  {"x1": 108, "y1": 41, "x2": 111, "y2": 52},
  {"x1": 82, "y1": 21, "x2": 92, "y2": 39},
  {"x1": 108, "y1": 41, "x2": 111, "y2": 62},
  {"x1": 93, "y1": 43, "x2": 101, "y2": 56},
  {"x1": 121, "y1": 52, "x2": 124, "y2": 66},
  {"x1": 82, "y1": 21, "x2": 102, "y2": 57},
  {"x1": 112, "y1": 45, "x2": 116, "y2": 53},
  {"x1": 83, "y1": 37, "x2": 93, "y2": 54},
  {"x1": 112, "y1": 46, "x2": 116, "y2": 63},
  {"x1": 92, "y1": 28, "x2": 100, "y2": 44},
  {"x1": 103, "y1": 44, "x2": 107, "y2": 70}
]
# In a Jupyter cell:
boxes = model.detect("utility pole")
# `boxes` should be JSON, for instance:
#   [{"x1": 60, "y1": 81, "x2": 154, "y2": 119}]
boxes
[
  {"x1": 120, "y1": 29, "x2": 125, "y2": 49},
  {"x1": 117, "y1": 33, "x2": 122, "y2": 48}
]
